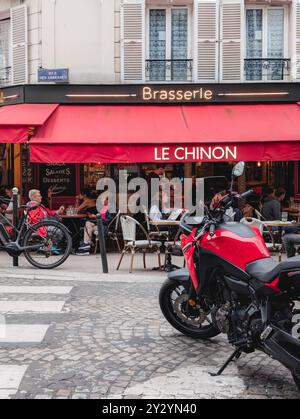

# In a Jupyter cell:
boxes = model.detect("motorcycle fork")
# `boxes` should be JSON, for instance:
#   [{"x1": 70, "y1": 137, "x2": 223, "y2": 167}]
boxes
[{"x1": 187, "y1": 284, "x2": 199, "y2": 307}]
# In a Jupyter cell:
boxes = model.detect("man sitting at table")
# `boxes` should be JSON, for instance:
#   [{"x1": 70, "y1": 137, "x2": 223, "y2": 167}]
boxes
[
  {"x1": 261, "y1": 187, "x2": 285, "y2": 221},
  {"x1": 76, "y1": 193, "x2": 115, "y2": 256}
]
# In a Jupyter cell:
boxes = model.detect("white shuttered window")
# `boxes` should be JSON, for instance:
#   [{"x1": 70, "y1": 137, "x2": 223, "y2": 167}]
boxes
[
  {"x1": 11, "y1": 4, "x2": 28, "y2": 85},
  {"x1": 220, "y1": 0, "x2": 243, "y2": 82},
  {"x1": 121, "y1": 0, "x2": 145, "y2": 83},
  {"x1": 194, "y1": 0, "x2": 218, "y2": 82}
]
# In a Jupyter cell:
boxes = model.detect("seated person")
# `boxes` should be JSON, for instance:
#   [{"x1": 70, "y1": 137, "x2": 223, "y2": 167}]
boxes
[
  {"x1": 27, "y1": 189, "x2": 65, "y2": 223},
  {"x1": 210, "y1": 190, "x2": 243, "y2": 222},
  {"x1": 76, "y1": 189, "x2": 96, "y2": 214},
  {"x1": 149, "y1": 191, "x2": 182, "y2": 221},
  {"x1": 262, "y1": 187, "x2": 298, "y2": 235},
  {"x1": 27, "y1": 190, "x2": 65, "y2": 245},
  {"x1": 0, "y1": 202, "x2": 13, "y2": 238},
  {"x1": 76, "y1": 194, "x2": 115, "y2": 256},
  {"x1": 0, "y1": 185, "x2": 20, "y2": 222},
  {"x1": 261, "y1": 187, "x2": 283, "y2": 221}
]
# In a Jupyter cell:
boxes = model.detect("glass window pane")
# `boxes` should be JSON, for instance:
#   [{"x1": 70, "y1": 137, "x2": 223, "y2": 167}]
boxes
[
  {"x1": 268, "y1": 9, "x2": 284, "y2": 80},
  {"x1": 171, "y1": 9, "x2": 188, "y2": 81},
  {"x1": 149, "y1": 10, "x2": 166, "y2": 81},
  {"x1": 246, "y1": 9, "x2": 263, "y2": 81}
]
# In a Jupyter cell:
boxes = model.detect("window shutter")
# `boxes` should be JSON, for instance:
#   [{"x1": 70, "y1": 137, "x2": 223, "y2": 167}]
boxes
[
  {"x1": 295, "y1": 0, "x2": 300, "y2": 80},
  {"x1": 220, "y1": 0, "x2": 243, "y2": 82},
  {"x1": 121, "y1": 0, "x2": 145, "y2": 83},
  {"x1": 194, "y1": 0, "x2": 218, "y2": 82},
  {"x1": 11, "y1": 4, "x2": 28, "y2": 85}
]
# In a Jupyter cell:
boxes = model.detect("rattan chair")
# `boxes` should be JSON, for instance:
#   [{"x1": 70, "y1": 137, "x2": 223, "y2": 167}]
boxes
[{"x1": 117, "y1": 215, "x2": 162, "y2": 273}]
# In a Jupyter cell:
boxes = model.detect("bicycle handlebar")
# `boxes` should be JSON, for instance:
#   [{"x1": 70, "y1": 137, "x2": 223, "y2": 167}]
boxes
[{"x1": 0, "y1": 197, "x2": 12, "y2": 205}]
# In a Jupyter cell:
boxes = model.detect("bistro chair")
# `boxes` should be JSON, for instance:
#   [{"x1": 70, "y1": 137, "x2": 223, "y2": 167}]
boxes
[
  {"x1": 93, "y1": 210, "x2": 121, "y2": 254},
  {"x1": 240, "y1": 217, "x2": 281, "y2": 257},
  {"x1": 254, "y1": 209, "x2": 265, "y2": 221},
  {"x1": 117, "y1": 215, "x2": 162, "y2": 273}
]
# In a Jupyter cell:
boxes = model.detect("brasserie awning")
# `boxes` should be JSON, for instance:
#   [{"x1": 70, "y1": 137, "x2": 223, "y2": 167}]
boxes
[
  {"x1": 0, "y1": 104, "x2": 58, "y2": 143},
  {"x1": 21, "y1": 103, "x2": 300, "y2": 162}
]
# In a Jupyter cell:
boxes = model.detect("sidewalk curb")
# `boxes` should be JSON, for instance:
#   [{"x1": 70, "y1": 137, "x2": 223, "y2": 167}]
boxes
[{"x1": 0, "y1": 269, "x2": 165, "y2": 284}]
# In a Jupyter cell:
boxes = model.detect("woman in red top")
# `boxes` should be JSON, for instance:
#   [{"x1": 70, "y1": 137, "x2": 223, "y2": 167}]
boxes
[{"x1": 27, "y1": 189, "x2": 65, "y2": 237}]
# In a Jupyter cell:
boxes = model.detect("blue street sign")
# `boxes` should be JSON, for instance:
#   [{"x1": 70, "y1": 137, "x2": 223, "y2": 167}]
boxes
[{"x1": 38, "y1": 68, "x2": 69, "y2": 83}]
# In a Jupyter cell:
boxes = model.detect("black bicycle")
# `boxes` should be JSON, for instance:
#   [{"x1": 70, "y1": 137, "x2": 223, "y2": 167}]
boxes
[{"x1": 0, "y1": 197, "x2": 72, "y2": 269}]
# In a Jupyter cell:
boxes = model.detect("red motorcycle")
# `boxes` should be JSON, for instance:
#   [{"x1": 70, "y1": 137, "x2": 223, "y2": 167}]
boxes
[{"x1": 159, "y1": 162, "x2": 300, "y2": 390}]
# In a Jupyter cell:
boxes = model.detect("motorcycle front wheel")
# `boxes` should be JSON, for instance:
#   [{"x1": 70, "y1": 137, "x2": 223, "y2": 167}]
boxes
[{"x1": 159, "y1": 278, "x2": 220, "y2": 340}]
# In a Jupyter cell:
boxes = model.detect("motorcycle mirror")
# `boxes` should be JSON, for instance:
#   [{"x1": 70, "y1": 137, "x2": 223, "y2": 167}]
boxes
[{"x1": 232, "y1": 162, "x2": 245, "y2": 179}]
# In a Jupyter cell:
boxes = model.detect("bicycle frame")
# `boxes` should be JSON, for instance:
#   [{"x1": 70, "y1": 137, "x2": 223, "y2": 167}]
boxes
[{"x1": 0, "y1": 209, "x2": 48, "y2": 253}]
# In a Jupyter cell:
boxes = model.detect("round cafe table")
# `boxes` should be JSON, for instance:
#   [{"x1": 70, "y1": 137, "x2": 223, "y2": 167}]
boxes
[
  {"x1": 61, "y1": 214, "x2": 88, "y2": 250},
  {"x1": 150, "y1": 220, "x2": 180, "y2": 227},
  {"x1": 150, "y1": 220, "x2": 181, "y2": 271}
]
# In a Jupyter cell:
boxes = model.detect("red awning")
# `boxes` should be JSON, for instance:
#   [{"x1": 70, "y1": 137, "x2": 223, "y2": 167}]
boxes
[
  {"x1": 0, "y1": 104, "x2": 58, "y2": 143},
  {"x1": 29, "y1": 104, "x2": 300, "y2": 163}
]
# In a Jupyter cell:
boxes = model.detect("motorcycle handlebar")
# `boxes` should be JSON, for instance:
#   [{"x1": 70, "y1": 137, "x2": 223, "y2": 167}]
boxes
[{"x1": 179, "y1": 189, "x2": 254, "y2": 235}]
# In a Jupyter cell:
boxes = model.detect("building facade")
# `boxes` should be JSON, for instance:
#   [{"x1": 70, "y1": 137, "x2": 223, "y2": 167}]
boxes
[
  {"x1": 0, "y1": 0, "x2": 299, "y2": 87},
  {"x1": 0, "y1": 0, "x2": 299, "y2": 204}
]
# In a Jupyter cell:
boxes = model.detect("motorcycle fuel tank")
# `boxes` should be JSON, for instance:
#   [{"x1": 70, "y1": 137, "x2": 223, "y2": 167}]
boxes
[{"x1": 200, "y1": 222, "x2": 270, "y2": 271}]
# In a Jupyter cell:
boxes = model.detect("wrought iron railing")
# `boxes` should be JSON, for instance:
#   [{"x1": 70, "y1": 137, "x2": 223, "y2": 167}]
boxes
[
  {"x1": 244, "y1": 58, "x2": 291, "y2": 81},
  {"x1": 145, "y1": 59, "x2": 193, "y2": 82},
  {"x1": 0, "y1": 67, "x2": 12, "y2": 87}
]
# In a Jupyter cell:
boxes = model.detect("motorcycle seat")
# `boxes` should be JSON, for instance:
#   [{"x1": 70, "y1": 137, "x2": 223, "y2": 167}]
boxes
[
  {"x1": 168, "y1": 268, "x2": 189, "y2": 281},
  {"x1": 246, "y1": 256, "x2": 300, "y2": 283}
]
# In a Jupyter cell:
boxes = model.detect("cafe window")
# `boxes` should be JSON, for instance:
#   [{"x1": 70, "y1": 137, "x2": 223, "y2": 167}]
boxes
[
  {"x1": 146, "y1": 6, "x2": 192, "y2": 82},
  {"x1": 245, "y1": 6, "x2": 289, "y2": 81},
  {"x1": 0, "y1": 18, "x2": 11, "y2": 87},
  {"x1": 83, "y1": 164, "x2": 108, "y2": 191}
]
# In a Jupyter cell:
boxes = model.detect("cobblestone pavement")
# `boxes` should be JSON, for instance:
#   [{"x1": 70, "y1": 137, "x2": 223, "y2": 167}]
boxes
[{"x1": 0, "y1": 275, "x2": 299, "y2": 399}]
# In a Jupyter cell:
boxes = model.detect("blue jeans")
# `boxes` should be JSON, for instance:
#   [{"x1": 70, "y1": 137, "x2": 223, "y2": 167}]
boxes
[{"x1": 282, "y1": 234, "x2": 300, "y2": 258}]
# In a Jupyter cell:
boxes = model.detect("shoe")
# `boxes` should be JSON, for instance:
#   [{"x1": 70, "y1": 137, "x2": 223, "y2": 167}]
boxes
[
  {"x1": 75, "y1": 250, "x2": 90, "y2": 256},
  {"x1": 51, "y1": 246, "x2": 62, "y2": 255},
  {"x1": 78, "y1": 242, "x2": 91, "y2": 251}
]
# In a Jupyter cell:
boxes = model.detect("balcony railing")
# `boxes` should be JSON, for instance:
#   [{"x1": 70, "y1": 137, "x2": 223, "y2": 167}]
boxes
[
  {"x1": 244, "y1": 58, "x2": 291, "y2": 82},
  {"x1": 0, "y1": 67, "x2": 12, "y2": 87},
  {"x1": 146, "y1": 59, "x2": 193, "y2": 82}
]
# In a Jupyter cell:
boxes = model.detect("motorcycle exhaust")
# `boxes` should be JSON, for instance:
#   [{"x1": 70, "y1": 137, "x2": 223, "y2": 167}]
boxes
[{"x1": 263, "y1": 326, "x2": 300, "y2": 373}]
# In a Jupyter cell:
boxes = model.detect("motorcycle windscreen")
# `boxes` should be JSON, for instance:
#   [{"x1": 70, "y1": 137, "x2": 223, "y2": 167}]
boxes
[{"x1": 181, "y1": 230, "x2": 199, "y2": 291}]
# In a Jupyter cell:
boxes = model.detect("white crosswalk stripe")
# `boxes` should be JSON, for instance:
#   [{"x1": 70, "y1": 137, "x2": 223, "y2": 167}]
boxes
[
  {"x1": 0, "y1": 301, "x2": 66, "y2": 313},
  {"x1": 0, "y1": 283, "x2": 73, "y2": 398},
  {"x1": 0, "y1": 286, "x2": 72, "y2": 295},
  {"x1": 0, "y1": 325, "x2": 50, "y2": 343},
  {"x1": 0, "y1": 365, "x2": 28, "y2": 399}
]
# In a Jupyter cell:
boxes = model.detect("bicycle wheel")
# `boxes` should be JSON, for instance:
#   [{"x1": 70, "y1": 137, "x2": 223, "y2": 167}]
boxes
[{"x1": 23, "y1": 220, "x2": 72, "y2": 269}]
